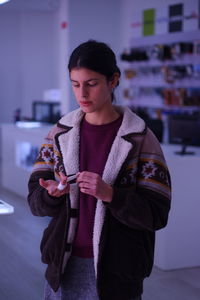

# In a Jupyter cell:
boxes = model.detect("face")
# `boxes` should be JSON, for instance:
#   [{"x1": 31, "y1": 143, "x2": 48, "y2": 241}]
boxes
[{"x1": 70, "y1": 68, "x2": 117, "y2": 114}]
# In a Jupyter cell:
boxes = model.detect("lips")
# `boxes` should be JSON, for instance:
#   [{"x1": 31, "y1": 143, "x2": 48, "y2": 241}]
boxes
[{"x1": 80, "y1": 101, "x2": 92, "y2": 107}]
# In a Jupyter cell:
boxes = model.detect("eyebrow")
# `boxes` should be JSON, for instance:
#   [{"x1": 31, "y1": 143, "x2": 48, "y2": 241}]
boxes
[{"x1": 70, "y1": 78, "x2": 99, "y2": 83}]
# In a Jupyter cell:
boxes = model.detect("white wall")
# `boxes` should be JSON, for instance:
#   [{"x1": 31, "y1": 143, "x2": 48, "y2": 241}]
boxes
[
  {"x1": 0, "y1": 9, "x2": 59, "y2": 122},
  {"x1": 56, "y1": 0, "x2": 70, "y2": 115},
  {"x1": 67, "y1": 0, "x2": 122, "y2": 111},
  {"x1": 0, "y1": 0, "x2": 122, "y2": 121},
  {"x1": 20, "y1": 12, "x2": 59, "y2": 119},
  {"x1": 0, "y1": 12, "x2": 22, "y2": 123},
  {"x1": 120, "y1": 0, "x2": 199, "y2": 48}
]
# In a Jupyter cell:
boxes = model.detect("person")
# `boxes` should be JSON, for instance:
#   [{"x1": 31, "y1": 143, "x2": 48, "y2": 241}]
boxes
[{"x1": 27, "y1": 40, "x2": 171, "y2": 300}]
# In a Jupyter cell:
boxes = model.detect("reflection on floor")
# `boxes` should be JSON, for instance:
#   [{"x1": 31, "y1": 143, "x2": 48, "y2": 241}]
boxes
[{"x1": 0, "y1": 187, "x2": 199, "y2": 300}]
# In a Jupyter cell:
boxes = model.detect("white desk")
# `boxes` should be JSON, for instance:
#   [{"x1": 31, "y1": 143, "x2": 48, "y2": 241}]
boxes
[
  {"x1": 154, "y1": 144, "x2": 200, "y2": 270},
  {"x1": 1, "y1": 123, "x2": 52, "y2": 198},
  {"x1": 0, "y1": 199, "x2": 14, "y2": 215}
]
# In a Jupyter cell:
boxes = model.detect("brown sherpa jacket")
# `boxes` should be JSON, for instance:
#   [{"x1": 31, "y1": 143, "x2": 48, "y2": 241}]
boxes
[{"x1": 27, "y1": 106, "x2": 171, "y2": 300}]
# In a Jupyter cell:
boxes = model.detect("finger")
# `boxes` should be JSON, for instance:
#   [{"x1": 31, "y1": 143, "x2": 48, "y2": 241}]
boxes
[
  {"x1": 59, "y1": 172, "x2": 67, "y2": 184},
  {"x1": 78, "y1": 171, "x2": 96, "y2": 178},
  {"x1": 77, "y1": 172, "x2": 98, "y2": 183},
  {"x1": 39, "y1": 178, "x2": 48, "y2": 188},
  {"x1": 78, "y1": 182, "x2": 95, "y2": 189},
  {"x1": 55, "y1": 185, "x2": 70, "y2": 195}
]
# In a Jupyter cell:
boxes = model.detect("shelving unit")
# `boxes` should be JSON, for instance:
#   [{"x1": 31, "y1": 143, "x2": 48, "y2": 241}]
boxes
[
  {"x1": 119, "y1": 0, "x2": 200, "y2": 272},
  {"x1": 121, "y1": 31, "x2": 200, "y2": 113}
]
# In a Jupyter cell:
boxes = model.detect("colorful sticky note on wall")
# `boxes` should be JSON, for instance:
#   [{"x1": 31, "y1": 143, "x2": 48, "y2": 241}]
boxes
[{"x1": 143, "y1": 9, "x2": 155, "y2": 36}]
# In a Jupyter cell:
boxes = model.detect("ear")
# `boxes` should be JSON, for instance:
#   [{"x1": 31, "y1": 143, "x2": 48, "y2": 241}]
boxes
[{"x1": 109, "y1": 73, "x2": 120, "y2": 89}]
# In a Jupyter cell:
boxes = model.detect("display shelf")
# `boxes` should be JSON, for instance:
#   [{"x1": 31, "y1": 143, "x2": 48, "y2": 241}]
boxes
[
  {"x1": 130, "y1": 30, "x2": 200, "y2": 48},
  {"x1": 128, "y1": 80, "x2": 200, "y2": 89},
  {"x1": 126, "y1": 99, "x2": 200, "y2": 111},
  {"x1": 127, "y1": 55, "x2": 200, "y2": 68},
  {"x1": 121, "y1": 30, "x2": 200, "y2": 110}
]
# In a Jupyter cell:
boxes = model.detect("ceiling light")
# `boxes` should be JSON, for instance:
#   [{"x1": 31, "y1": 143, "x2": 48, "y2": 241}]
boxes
[{"x1": 0, "y1": 0, "x2": 11, "y2": 5}]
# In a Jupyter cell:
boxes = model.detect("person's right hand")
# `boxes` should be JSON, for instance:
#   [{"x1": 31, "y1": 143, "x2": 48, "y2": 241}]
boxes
[{"x1": 39, "y1": 172, "x2": 70, "y2": 197}]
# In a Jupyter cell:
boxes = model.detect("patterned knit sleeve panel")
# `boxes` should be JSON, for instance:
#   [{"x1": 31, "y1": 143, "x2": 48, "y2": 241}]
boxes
[
  {"x1": 32, "y1": 128, "x2": 65, "y2": 182},
  {"x1": 137, "y1": 128, "x2": 171, "y2": 201},
  {"x1": 27, "y1": 127, "x2": 67, "y2": 217},
  {"x1": 117, "y1": 128, "x2": 171, "y2": 201}
]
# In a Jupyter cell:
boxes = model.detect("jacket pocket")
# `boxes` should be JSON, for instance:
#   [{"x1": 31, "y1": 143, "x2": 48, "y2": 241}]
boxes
[
  {"x1": 103, "y1": 215, "x2": 153, "y2": 281},
  {"x1": 40, "y1": 218, "x2": 57, "y2": 264}
]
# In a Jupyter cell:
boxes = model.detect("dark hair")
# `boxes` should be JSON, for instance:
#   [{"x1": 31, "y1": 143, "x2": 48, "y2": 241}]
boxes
[{"x1": 68, "y1": 40, "x2": 121, "y2": 101}]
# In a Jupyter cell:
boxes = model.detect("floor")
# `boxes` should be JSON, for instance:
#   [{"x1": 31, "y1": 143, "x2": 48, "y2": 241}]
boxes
[{"x1": 0, "y1": 186, "x2": 199, "y2": 300}]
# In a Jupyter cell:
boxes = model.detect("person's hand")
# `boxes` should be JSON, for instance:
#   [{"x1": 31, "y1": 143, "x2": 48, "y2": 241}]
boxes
[
  {"x1": 77, "y1": 171, "x2": 113, "y2": 203},
  {"x1": 39, "y1": 172, "x2": 70, "y2": 197}
]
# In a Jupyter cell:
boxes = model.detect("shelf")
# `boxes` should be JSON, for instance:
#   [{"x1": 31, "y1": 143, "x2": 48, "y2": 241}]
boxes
[
  {"x1": 122, "y1": 31, "x2": 200, "y2": 112},
  {"x1": 124, "y1": 100, "x2": 200, "y2": 112},
  {"x1": 128, "y1": 80, "x2": 200, "y2": 89},
  {"x1": 130, "y1": 30, "x2": 200, "y2": 47},
  {"x1": 127, "y1": 55, "x2": 200, "y2": 68}
]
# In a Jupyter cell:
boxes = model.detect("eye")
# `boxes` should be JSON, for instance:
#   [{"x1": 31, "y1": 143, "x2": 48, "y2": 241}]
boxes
[
  {"x1": 88, "y1": 81, "x2": 98, "y2": 87},
  {"x1": 71, "y1": 82, "x2": 79, "y2": 88}
]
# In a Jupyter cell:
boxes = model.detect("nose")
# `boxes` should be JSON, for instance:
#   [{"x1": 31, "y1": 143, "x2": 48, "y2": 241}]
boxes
[{"x1": 80, "y1": 85, "x2": 88, "y2": 99}]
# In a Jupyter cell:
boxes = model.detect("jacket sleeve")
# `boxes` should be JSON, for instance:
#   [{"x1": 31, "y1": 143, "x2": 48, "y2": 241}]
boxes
[
  {"x1": 28, "y1": 171, "x2": 67, "y2": 217},
  {"x1": 27, "y1": 129, "x2": 67, "y2": 217},
  {"x1": 108, "y1": 129, "x2": 171, "y2": 232}
]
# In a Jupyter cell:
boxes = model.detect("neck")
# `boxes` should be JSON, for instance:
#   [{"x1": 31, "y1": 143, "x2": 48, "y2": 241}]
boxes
[{"x1": 85, "y1": 106, "x2": 120, "y2": 125}]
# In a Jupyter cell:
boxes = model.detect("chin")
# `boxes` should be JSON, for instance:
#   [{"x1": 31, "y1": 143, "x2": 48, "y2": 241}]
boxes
[
  {"x1": 80, "y1": 106, "x2": 93, "y2": 113},
  {"x1": 80, "y1": 104, "x2": 96, "y2": 112}
]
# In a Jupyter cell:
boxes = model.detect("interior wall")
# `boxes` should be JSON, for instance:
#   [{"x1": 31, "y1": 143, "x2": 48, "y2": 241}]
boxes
[
  {"x1": 20, "y1": 12, "x2": 59, "y2": 119},
  {"x1": 0, "y1": 0, "x2": 122, "y2": 121},
  {"x1": 56, "y1": 0, "x2": 70, "y2": 115},
  {"x1": 67, "y1": 0, "x2": 122, "y2": 111},
  {"x1": 0, "y1": 12, "x2": 22, "y2": 123},
  {"x1": 120, "y1": 0, "x2": 199, "y2": 48},
  {"x1": 0, "y1": 10, "x2": 59, "y2": 123}
]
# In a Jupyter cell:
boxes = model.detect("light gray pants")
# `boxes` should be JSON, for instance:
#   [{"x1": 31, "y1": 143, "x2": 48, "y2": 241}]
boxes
[
  {"x1": 44, "y1": 256, "x2": 142, "y2": 300},
  {"x1": 44, "y1": 256, "x2": 98, "y2": 300}
]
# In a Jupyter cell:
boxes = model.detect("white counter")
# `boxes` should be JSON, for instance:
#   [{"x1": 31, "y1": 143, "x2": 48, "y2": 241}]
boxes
[
  {"x1": 154, "y1": 144, "x2": 200, "y2": 270},
  {"x1": 0, "y1": 199, "x2": 14, "y2": 215},
  {"x1": 1, "y1": 123, "x2": 52, "y2": 198}
]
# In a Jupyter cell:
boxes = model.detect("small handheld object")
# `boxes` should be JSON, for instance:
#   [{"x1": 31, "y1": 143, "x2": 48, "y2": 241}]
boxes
[
  {"x1": 57, "y1": 173, "x2": 77, "y2": 191},
  {"x1": 57, "y1": 182, "x2": 67, "y2": 191}
]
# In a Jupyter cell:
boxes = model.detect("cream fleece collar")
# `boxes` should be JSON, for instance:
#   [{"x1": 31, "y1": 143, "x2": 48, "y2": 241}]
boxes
[{"x1": 59, "y1": 105, "x2": 145, "y2": 136}]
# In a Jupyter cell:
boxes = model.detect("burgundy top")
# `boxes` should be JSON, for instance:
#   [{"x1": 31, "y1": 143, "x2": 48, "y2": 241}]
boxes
[{"x1": 72, "y1": 115, "x2": 123, "y2": 258}]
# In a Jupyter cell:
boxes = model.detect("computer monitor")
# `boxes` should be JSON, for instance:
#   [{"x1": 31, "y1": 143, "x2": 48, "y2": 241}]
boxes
[
  {"x1": 168, "y1": 114, "x2": 200, "y2": 155},
  {"x1": 32, "y1": 101, "x2": 61, "y2": 124}
]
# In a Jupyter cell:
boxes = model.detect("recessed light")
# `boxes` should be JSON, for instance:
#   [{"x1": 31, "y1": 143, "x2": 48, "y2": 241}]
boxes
[{"x1": 0, "y1": 0, "x2": 11, "y2": 5}]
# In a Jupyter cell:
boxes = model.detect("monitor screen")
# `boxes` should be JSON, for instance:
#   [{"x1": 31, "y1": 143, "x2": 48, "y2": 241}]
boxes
[
  {"x1": 168, "y1": 114, "x2": 200, "y2": 155},
  {"x1": 32, "y1": 101, "x2": 61, "y2": 123}
]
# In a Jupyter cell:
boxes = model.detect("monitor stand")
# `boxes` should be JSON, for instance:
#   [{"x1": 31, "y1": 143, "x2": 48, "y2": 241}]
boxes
[{"x1": 175, "y1": 143, "x2": 195, "y2": 155}]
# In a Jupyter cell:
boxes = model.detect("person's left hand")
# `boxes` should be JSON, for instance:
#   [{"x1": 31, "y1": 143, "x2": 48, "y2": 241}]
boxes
[
  {"x1": 39, "y1": 172, "x2": 70, "y2": 197},
  {"x1": 77, "y1": 171, "x2": 113, "y2": 203}
]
